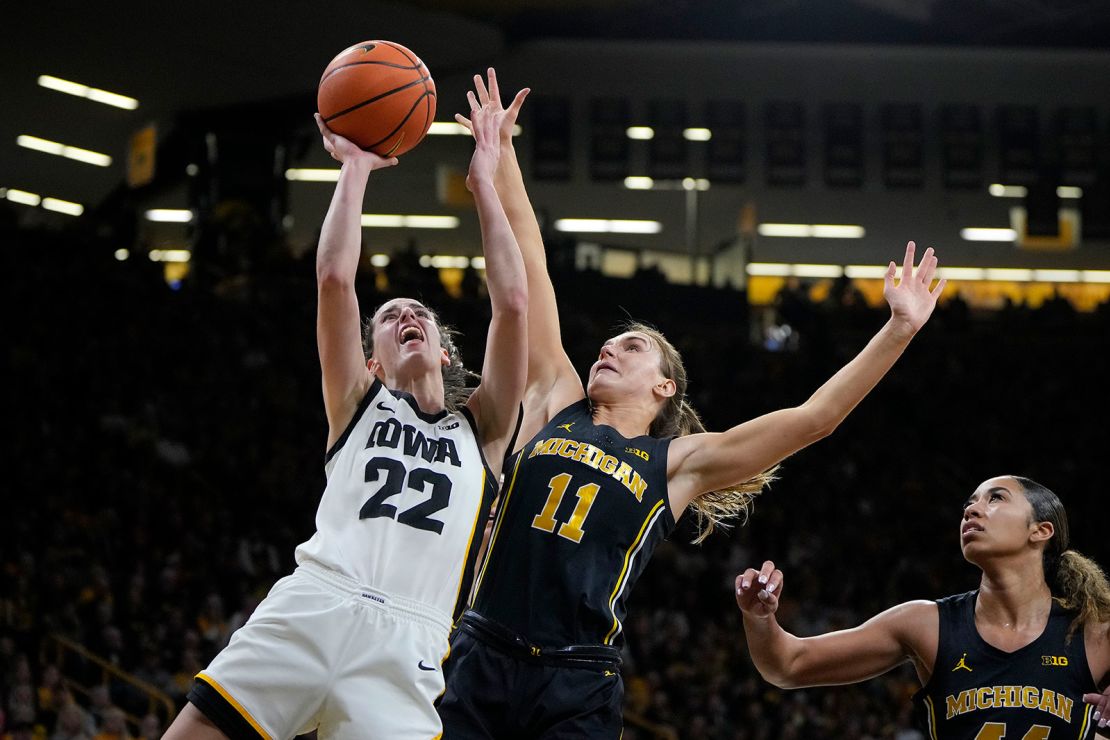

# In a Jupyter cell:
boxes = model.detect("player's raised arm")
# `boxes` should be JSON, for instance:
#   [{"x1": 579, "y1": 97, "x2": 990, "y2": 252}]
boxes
[
  {"x1": 456, "y1": 70, "x2": 583, "y2": 438},
  {"x1": 667, "y1": 242, "x2": 946, "y2": 513},
  {"x1": 462, "y1": 90, "x2": 529, "y2": 473},
  {"x1": 314, "y1": 114, "x2": 398, "y2": 449},
  {"x1": 736, "y1": 561, "x2": 937, "y2": 688}
]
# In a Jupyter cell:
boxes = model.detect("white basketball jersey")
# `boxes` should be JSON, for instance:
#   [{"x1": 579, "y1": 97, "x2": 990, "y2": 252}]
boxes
[{"x1": 295, "y1": 380, "x2": 495, "y2": 619}]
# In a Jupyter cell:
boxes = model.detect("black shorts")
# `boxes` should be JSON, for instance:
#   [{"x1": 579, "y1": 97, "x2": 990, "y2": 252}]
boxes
[{"x1": 437, "y1": 611, "x2": 624, "y2": 739}]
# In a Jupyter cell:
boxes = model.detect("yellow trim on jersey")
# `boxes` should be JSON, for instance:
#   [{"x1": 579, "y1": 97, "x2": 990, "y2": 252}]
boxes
[
  {"x1": 603, "y1": 500, "x2": 665, "y2": 645},
  {"x1": 195, "y1": 671, "x2": 272, "y2": 740},
  {"x1": 1077, "y1": 701, "x2": 1093, "y2": 739},
  {"x1": 923, "y1": 696, "x2": 938, "y2": 740},
  {"x1": 450, "y1": 468, "x2": 487, "y2": 611},
  {"x1": 472, "y1": 452, "x2": 524, "y2": 598}
]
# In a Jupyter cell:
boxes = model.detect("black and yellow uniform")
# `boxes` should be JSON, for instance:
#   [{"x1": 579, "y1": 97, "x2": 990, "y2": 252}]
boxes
[
  {"x1": 914, "y1": 590, "x2": 1099, "y2": 739},
  {"x1": 438, "y1": 399, "x2": 673, "y2": 738}
]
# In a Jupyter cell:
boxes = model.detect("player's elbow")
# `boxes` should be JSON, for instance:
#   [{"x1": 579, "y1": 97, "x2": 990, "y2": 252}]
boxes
[
  {"x1": 496, "y1": 285, "x2": 529, "y2": 318},
  {"x1": 752, "y1": 663, "x2": 801, "y2": 690},
  {"x1": 317, "y1": 265, "x2": 353, "y2": 290},
  {"x1": 792, "y1": 403, "x2": 839, "y2": 444}
]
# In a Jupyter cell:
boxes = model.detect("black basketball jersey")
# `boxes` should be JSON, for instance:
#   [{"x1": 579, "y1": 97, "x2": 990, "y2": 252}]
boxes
[
  {"x1": 469, "y1": 399, "x2": 673, "y2": 648},
  {"x1": 913, "y1": 590, "x2": 1099, "y2": 739}
]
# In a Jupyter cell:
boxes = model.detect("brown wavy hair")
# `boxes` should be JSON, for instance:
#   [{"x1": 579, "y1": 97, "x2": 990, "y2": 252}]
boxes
[
  {"x1": 1013, "y1": 475, "x2": 1110, "y2": 637},
  {"x1": 362, "y1": 301, "x2": 477, "y2": 412},
  {"x1": 624, "y1": 322, "x2": 776, "y2": 543}
]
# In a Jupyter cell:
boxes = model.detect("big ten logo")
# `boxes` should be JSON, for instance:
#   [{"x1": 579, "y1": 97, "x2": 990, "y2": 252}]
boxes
[
  {"x1": 1041, "y1": 655, "x2": 1069, "y2": 667},
  {"x1": 625, "y1": 447, "x2": 650, "y2": 461}
]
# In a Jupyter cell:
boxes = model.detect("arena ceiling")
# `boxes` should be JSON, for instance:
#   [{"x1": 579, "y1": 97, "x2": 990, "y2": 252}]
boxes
[{"x1": 4, "y1": 0, "x2": 1109, "y2": 225}]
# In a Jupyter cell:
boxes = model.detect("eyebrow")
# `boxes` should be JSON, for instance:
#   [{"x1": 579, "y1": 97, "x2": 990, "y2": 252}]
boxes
[{"x1": 964, "y1": 487, "x2": 1011, "y2": 507}]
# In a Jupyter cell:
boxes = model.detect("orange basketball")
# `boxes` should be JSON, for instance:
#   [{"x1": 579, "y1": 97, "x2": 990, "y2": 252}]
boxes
[{"x1": 317, "y1": 40, "x2": 436, "y2": 157}]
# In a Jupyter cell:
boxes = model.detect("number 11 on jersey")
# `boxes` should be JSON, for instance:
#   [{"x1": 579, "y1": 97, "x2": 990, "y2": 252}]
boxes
[{"x1": 531, "y1": 473, "x2": 600, "y2": 543}]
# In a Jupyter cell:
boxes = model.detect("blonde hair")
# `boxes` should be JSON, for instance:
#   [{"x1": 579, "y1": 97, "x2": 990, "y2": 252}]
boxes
[
  {"x1": 625, "y1": 322, "x2": 777, "y2": 543},
  {"x1": 362, "y1": 302, "x2": 477, "y2": 411},
  {"x1": 1014, "y1": 476, "x2": 1110, "y2": 637}
]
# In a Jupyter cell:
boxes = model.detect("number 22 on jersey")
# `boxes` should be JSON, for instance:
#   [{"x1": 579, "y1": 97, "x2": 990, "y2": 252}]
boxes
[
  {"x1": 531, "y1": 473, "x2": 599, "y2": 543},
  {"x1": 359, "y1": 456, "x2": 451, "y2": 534}
]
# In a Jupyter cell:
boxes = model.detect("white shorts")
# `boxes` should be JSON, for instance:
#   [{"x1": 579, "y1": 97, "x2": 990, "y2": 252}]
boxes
[{"x1": 194, "y1": 561, "x2": 452, "y2": 740}]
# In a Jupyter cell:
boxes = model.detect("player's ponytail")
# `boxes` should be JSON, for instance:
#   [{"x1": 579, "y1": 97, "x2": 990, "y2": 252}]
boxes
[
  {"x1": 1053, "y1": 550, "x2": 1110, "y2": 638},
  {"x1": 1013, "y1": 475, "x2": 1110, "y2": 637},
  {"x1": 625, "y1": 322, "x2": 776, "y2": 543}
]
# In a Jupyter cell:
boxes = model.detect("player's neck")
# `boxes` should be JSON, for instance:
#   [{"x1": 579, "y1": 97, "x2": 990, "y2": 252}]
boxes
[
  {"x1": 976, "y1": 558, "x2": 1052, "y2": 631},
  {"x1": 590, "y1": 400, "x2": 654, "y2": 439},
  {"x1": 383, "y1": 370, "x2": 447, "y2": 415}
]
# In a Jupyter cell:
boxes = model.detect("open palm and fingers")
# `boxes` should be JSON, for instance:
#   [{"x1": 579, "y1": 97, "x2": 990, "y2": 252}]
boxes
[
  {"x1": 314, "y1": 113, "x2": 398, "y2": 170},
  {"x1": 465, "y1": 91, "x2": 502, "y2": 191},
  {"x1": 453, "y1": 68, "x2": 530, "y2": 144},
  {"x1": 884, "y1": 241, "x2": 946, "y2": 333}
]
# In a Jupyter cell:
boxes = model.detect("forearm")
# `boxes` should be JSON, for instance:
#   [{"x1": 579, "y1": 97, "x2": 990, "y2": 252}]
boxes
[
  {"x1": 494, "y1": 143, "x2": 546, "y2": 271},
  {"x1": 316, "y1": 159, "x2": 372, "y2": 282},
  {"x1": 801, "y1": 317, "x2": 916, "y2": 432},
  {"x1": 472, "y1": 180, "x2": 527, "y2": 312},
  {"x1": 743, "y1": 614, "x2": 806, "y2": 688}
]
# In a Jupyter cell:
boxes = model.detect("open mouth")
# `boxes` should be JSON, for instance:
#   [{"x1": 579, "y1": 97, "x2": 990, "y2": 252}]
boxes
[
  {"x1": 961, "y1": 522, "x2": 983, "y2": 536},
  {"x1": 400, "y1": 326, "x2": 425, "y2": 345}
]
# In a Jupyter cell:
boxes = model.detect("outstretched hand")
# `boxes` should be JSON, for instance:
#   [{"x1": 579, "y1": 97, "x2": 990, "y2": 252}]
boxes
[
  {"x1": 736, "y1": 561, "x2": 783, "y2": 620},
  {"x1": 464, "y1": 90, "x2": 502, "y2": 192},
  {"x1": 454, "y1": 67, "x2": 530, "y2": 145},
  {"x1": 883, "y1": 241, "x2": 946, "y2": 333},
  {"x1": 314, "y1": 114, "x2": 398, "y2": 171}
]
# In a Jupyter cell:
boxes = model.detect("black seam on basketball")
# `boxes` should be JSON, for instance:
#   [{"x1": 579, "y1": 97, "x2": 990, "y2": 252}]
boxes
[
  {"x1": 377, "y1": 40, "x2": 421, "y2": 67},
  {"x1": 365, "y1": 91, "x2": 433, "y2": 152},
  {"x1": 412, "y1": 94, "x2": 433, "y2": 149},
  {"x1": 320, "y1": 59, "x2": 422, "y2": 85},
  {"x1": 322, "y1": 76, "x2": 431, "y2": 123}
]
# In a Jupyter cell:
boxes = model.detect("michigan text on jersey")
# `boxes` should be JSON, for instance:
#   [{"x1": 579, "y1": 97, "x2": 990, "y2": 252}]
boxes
[
  {"x1": 528, "y1": 438, "x2": 648, "y2": 501},
  {"x1": 945, "y1": 686, "x2": 1074, "y2": 722}
]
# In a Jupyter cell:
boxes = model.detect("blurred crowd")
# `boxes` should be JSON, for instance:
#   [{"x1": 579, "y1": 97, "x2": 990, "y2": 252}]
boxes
[{"x1": 3, "y1": 217, "x2": 1108, "y2": 739}]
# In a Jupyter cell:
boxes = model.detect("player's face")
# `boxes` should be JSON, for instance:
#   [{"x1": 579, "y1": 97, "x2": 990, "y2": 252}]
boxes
[
  {"x1": 369, "y1": 299, "x2": 448, "y2": 378},
  {"x1": 959, "y1": 476, "x2": 1041, "y2": 563},
  {"x1": 587, "y1": 331, "x2": 671, "y2": 402}
]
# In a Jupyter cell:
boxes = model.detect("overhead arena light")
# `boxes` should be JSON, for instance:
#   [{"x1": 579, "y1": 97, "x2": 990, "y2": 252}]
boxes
[
  {"x1": 41, "y1": 197, "x2": 84, "y2": 216},
  {"x1": 17, "y1": 135, "x2": 112, "y2": 167},
  {"x1": 3, "y1": 188, "x2": 42, "y2": 206},
  {"x1": 285, "y1": 168, "x2": 340, "y2": 182},
  {"x1": 757, "y1": 223, "x2": 867, "y2": 238},
  {"x1": 682, "y1": 128, "x2": 712, "y2": 141},
  {"x1": 554, "y1": 218, "x2": 662, "y2": 234},
  {"x1": 38, "y1": 75, "x2": 139, "y2": 110},
  {"x1": 748, "y1": 263, "x2": 1110, "y2": 284},
  {"x1": 360, "y1": 214, "x2": 459, "y2": 229},
  {"x1": 1056, "y1": 186, "x2": 1082, "y2": 199},
  {"x1": 427, "y1": 122, "x2": 522, "y2": 136},
  {"x1": 2, "y1": 188, "x2": 84, "y2": 216},
  {"x1": 989, "y1": 184, "x2": 1027, "y2": 198},
  {"x1": 623, "y1": 176, "x2": 654, "y2": 190},
  {"x1": 757, "y1": 223, "x2": 812, "y2": 237},
  {"x1": 148, "y1": 249, "x2": 192, "y2": 262},
  {"x1": 145, "y1": 209, "x2": 194, "y2": 223},
  {"x1": 625, "y1": 126, "x2": 655, "y2": 140},
  {"x1": 960, "y1": 228, "x2": 1016, "y2": 242}
]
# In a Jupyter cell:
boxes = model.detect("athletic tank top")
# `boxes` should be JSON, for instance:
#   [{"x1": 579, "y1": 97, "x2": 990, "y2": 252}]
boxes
[
  {"x1": 470, "y1": 400, "x2": 673, "y2": 647},
  {"x1": 913, "y1": 590, "x2": 1099, "y2": 739},
  {"x1": 295, "y1": 379, "x2": 497, "y2": 620}
]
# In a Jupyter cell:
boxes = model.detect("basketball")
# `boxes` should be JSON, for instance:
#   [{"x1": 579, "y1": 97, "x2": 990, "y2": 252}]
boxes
[{"x1": 317, "y1": 40, "x2": 436, "y2": 158}]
